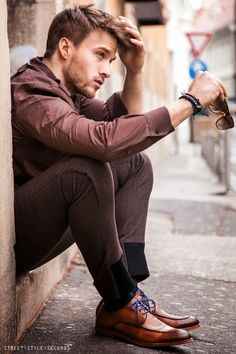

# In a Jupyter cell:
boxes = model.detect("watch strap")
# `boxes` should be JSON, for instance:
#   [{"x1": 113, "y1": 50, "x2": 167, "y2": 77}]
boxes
[{"x1": 178, "y1": 92, "x2": 202, "y2": 115}]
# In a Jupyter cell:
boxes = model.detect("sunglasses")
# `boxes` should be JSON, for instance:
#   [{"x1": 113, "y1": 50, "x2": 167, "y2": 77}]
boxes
[{"x1": 208, "y1": 99, "x2": 234, "y2": 130}]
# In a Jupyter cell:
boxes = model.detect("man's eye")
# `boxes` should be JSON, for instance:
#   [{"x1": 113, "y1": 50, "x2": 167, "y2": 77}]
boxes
[{"x1": 97, "y1": 52, "x2": 105, "y2": 60}]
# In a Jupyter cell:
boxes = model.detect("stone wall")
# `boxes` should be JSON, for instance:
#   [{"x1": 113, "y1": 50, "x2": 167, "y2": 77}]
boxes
[{"x1": 0, "y1": 1, "x2": 78, "y2": 347}]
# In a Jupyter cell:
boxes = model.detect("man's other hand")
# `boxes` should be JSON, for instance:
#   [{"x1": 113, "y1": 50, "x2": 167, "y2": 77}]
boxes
[{"x1": 188, "y1": 71, "x2": 227, "y2": 109}]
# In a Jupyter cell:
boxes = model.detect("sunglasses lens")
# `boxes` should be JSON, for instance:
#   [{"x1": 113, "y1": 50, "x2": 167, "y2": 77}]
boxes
[
  {"x1": 216, "y1": 115, "x2": 234, "y2": 130},
  {"x1": 209, "y1": 99, "x2": 234, "y2": 130}
]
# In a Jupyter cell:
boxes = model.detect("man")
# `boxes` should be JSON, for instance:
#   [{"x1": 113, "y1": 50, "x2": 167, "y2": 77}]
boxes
[{"x1": 11, "y1": 5, "x2": 227, "y2": 349}]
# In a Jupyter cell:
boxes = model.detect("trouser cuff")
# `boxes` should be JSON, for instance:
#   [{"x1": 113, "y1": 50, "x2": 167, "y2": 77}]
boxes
[
  {"x1": 124, "y1": 242, "x2": 150, "y2": 283},
  {"x1": 102, "y1": 256, "x2": 138, "y2": 312},
  {"x1": 104, "y1": 287, "x2": 138, "y2": 312}
]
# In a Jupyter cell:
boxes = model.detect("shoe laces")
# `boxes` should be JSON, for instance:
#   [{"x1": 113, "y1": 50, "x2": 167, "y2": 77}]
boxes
[
  {"x1": 130, "y1": 298, "x2": 150, "y2": 322},
  {"x1": 138, "y1": 289, "x2": 156, "y2": 312}
]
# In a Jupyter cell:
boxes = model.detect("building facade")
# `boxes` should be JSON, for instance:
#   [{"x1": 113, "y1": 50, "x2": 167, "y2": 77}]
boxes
[{"x1": 192, "y1": 0, "x2": 236, "y2": 191}]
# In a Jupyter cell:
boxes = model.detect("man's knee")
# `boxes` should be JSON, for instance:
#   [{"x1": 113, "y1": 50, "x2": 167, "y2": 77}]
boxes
[
  {"x1": 56, "y1": 155, "x2": 111, "y2": 178},
  {"x1": 57, "y1": 155, "x2": 114, "y2": 202},
  {"x1": 139, "y1": 153, "x2": 153, "y2": 174},
  {"x1": 137, "y1": 153, "x2": 153, "y2": 188}
]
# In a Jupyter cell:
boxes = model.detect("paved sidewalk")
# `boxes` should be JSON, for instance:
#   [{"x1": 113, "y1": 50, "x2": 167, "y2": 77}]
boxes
[{"x1": 16, "y1": 143, "x2": 236, "y2": 354}]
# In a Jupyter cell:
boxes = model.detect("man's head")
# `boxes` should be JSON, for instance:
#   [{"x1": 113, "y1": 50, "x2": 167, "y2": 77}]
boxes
[{"x1": 43, "y1": 5, "x2": 131, "y2": 97}]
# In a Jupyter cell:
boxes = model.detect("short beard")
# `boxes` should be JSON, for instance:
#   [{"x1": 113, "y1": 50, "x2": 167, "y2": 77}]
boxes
[{"x1": 64, "y1": 73, "x2": 95, "y2": 98}]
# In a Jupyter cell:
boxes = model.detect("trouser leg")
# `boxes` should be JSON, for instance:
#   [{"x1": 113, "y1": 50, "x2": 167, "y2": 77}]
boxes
[
  {"x1": 109, "y1": 153, "x2": 153, "y2": 284},
  {"x1": 15, "y1": 156, "x2": 136, "y2": 311},
  {"x1": 26, "y1": 152, "x2": 153, "y2": 283},
  {"x1": 27, "y1": 227, "x2": 75, "y2": 270}
]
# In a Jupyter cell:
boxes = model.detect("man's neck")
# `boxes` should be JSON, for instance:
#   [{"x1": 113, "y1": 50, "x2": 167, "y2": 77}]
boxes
[{"x1": 42, "y1": 57, "x2": 64, "y2": 85}]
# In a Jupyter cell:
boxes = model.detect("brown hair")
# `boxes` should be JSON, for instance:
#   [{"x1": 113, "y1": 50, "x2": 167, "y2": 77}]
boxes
[{"x1": 44, "y1": 4, "x2": 132, "y2": 58}]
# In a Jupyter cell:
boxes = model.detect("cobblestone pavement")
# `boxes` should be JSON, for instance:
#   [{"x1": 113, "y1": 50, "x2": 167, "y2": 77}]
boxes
[{"x1": 17, "y1": 144, "x2": 236, "y2": 354}]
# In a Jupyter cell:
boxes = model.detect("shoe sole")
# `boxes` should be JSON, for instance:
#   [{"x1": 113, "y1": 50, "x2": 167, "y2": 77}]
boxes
[{"x1": 95, "y1": 328, "x2": 193, "y2": 347}]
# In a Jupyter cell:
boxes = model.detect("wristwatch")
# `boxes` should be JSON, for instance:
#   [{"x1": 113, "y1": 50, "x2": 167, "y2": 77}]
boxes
[{"x1": 179, "y1": 92, "x2": 202, "y2": 115}]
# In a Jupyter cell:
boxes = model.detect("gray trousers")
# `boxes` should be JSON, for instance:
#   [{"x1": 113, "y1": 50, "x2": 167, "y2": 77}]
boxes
[{"x1": 14, "y1": 153, "x2": 153, "y2": 311}]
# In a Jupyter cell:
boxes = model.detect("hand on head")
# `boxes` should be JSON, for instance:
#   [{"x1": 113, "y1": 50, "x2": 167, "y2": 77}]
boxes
[{"x1": 116, "y1": 16, "x2": 146, "y2": 74}]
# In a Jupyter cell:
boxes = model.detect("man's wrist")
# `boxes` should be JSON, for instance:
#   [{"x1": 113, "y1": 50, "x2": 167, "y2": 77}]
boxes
[
  {"x1": 125, "y1": 68, "x2": 144, "y2": 76},
  {"x1": 178, "y1": 92, "x2": 202, "y2": 115},
  {"x1": 166, "y1": 98, "x2": 196, "y2": 128},
  {"x1": 122, "y1": 69, "x2": 143, "y2": 114}
]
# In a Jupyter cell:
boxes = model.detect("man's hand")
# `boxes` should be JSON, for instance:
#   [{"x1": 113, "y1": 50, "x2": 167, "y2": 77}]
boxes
[
  {"x1": 188, "y1": 71, "x2": 227, "y2": 108},
  {"x1": 117, "y1": 16, "x2": 146, "y2": 74},
  {"x1": 166, "y1": 71, "x2": 228, "y2": 129}
]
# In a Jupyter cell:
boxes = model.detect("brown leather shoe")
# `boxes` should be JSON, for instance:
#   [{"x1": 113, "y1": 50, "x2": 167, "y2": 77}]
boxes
[
  {"x1": 96, "y1": 289, "x2": 200, "y2": 331},
  {"x1": 95, "y1": 292, "x2": 192, "y2": 348},
  {"x1": 138, "y1": 289, "x2": 200, "y2": 331}
]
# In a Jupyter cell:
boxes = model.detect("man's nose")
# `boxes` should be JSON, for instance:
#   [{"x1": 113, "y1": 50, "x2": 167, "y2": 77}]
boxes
[{"x1": 100, "y1": 62, "x2": 111, "y2": 78}]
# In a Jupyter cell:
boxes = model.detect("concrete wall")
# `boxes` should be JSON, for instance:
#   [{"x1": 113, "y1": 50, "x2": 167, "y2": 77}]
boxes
[
  {"x1": 0, "y1": 0, "x2": 79, "y2": 345},
  {"x1": 0, "y1": 0, "x2": 16, "y2": 347},
  {"x1": 8, "y1": 0, "x2": 57, "y2": 65},
  {"x1": 16, "y1": 246, "x2": 78, "y2": 341}
]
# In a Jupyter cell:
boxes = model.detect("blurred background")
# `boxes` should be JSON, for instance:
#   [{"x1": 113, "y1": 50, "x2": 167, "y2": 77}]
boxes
[{"x1": 7, "y1": 0, "x2": 236, "y2": 192}]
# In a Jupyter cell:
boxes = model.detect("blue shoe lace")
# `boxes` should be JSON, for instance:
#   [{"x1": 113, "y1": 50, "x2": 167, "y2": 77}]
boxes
[
  {"x1": 138, "y1": 289, "x2": 156, "y2": 312},
  {"x1": 130, "y1": 298, "x2": 150, "y2": 321}
]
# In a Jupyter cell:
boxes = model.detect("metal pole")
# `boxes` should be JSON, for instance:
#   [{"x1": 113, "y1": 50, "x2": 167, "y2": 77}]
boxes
[
  {"x1": 223, "y1": 130, "x2": 230, "y2": 193},
  {"x1": 225, "y1": 129, "x2": 231, "y2": 192}
]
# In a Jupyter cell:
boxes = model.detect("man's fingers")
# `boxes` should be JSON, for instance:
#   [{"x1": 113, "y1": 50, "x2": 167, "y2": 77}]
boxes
[
  {"x1": 196, "y1": 71, "x2": 227, "y2": 101},
  {"x1": 125, "y1": 27, "x2": 145, "y2": 50},
  {"x1": 118, "y1": 16, "x2": 138, "y2": 30},
  {"x1": 118, "y1": 16, "x2": 141, "y2": 35},
  {"x1": 218, "y1": 86, "x2": 226, "y2": 101},
  {"x1": 129, "y1": 38, "x2": 145, "y2": 50},
  {"x1": 214, "y1": 78, "x2": 227, "y2": 101},
  {"x1": 125, "y1": 26, "x2": 142, "y2": 39},
  {"x1": 117, "y1": 16, "x2": 146, "y2": 51},
  {"x1": 188, "y1": 70, "x2": 229, "y2": 107},
  {"x1": 217, "y1": 79, "x2": 227, "y2": 97}
]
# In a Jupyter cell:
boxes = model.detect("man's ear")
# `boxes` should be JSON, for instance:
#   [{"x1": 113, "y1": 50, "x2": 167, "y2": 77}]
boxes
[{"x1": 58, "y1": 37, "x2": 72, "y2": 59}]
